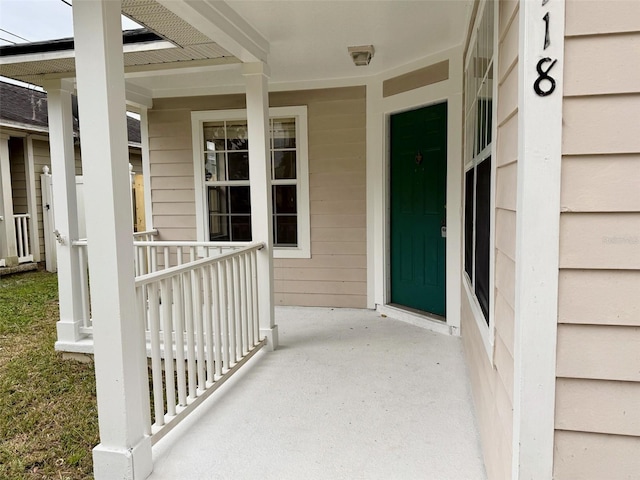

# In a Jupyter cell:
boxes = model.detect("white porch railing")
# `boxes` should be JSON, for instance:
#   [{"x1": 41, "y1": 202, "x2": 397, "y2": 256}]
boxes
[
  {"x1": 135, "y1": 242, "x2": 265, "y2": 443},
  {"x1": 14, "y1": 214, "x2": 33, "y2": 263},
  {"x1": 70, "y1": 237, "x2": 254, "y2": 335}
]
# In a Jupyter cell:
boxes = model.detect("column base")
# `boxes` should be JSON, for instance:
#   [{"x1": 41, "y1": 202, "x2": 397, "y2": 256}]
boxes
[
  {"x1": 260, "y1": 324, "x2": 279, "y2": 351},
  {"x1": 92, "y1": 436, "x2": 152, "y2": 480},
  {"x1": 56, "y1": 319, "x2": 85, "y2": 344},
  {"x1": 3, "y1": 255, "x2": 18, "y2": 267}
]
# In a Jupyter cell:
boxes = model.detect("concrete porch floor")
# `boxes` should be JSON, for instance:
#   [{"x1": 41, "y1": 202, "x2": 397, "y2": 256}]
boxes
[{"x1": 149, "y1": 307, "x2": 487, "y2": 480}]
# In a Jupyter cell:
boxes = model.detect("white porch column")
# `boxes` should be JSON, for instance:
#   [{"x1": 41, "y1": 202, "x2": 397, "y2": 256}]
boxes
[
  {"x1": 44, "y1": 79, "x2": 85, "y2": 343},
  {"x1": 243, "y1": 62, "x2": 278, "y2": 350},
  {"x1": 512, "y1": 0, "x2": 564, "y2": 478},
  {"x1": 0, "y1": 134, "x2": 18, "y2": 266},
  {"x1": 72, "y1": 1, "x2": 152, "y2": 479}
]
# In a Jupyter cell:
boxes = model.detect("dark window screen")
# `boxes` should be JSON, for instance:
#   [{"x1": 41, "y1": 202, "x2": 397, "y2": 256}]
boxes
[
  {"x1": 464, "y1": 169, "x2": 474, "y2": 279},
  {"x1": 474, "y1": 156, "x2": 491, "y2": 323}
]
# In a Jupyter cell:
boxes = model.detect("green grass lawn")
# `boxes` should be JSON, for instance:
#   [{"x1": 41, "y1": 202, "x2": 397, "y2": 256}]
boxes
[{"x1": 0, "y1": 270, "x2": 98, "y2": 480}]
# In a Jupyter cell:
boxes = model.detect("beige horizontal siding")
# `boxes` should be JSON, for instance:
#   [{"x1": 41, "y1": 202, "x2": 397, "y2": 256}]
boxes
[
  {"x1": 494, "y1": 162, "x2": 517, "y2": 211},
  {"x1": 564, "y1": 33, "x2": 640, "y2": 96},
  {"x1": 561, "y1": 155, "x2": 640, "y2": 212},
  {"x1": 565, "y1": 0, "x2": 640, "y2": 37},
  {"x1": 559, "y1": 13, "x2": 640, "y2": 473},
  {"x1": 556, "y1": 324, "x2": 640, "y2": 382},
  {"x1": 558, "y1": 270, "x2": 640, "y2": 326},
  {"x1": 147, "y1": 87, "x2": 367, "y2": 308},
  {"x1": 461, "y1": 291, "x2": 512, "y2": 480},
  {"x1": 554, "y1": 430, "x2": 640, "y2": 480},
  {"x1": 563, "y1": 95, "x2": 640, "y2": 155},
  {"x1": 559, "y1": 213, "x2": 640, "y2": 270},
  {"x1": 556, "y1": 378, "x2": 640, "y2": 436}
]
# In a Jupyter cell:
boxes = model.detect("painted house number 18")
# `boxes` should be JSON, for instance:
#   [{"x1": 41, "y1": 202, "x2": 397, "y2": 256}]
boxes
[{"x1": 534, "y1": 0, "x2": 558, "y2": 96}]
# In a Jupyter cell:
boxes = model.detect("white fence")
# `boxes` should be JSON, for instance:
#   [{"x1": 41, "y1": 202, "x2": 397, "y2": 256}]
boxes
[
  {"x1": 135, "y1": 242, "x2": 264, "y2": 442},
  {"x1": 14, "y1": 214, "x2": 33, "y2": 263}
]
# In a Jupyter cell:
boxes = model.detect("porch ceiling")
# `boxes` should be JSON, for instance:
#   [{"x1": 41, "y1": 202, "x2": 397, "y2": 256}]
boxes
[
  {"x1": 0, "y1": 1, "x2": 473, "y2": 94},
  {"x1": 127, "y1": 0, "x2": 474, "y2": 95}
]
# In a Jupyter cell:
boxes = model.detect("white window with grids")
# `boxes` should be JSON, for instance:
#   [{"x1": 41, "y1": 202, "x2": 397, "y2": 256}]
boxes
[
  {"x1": 463, "y1": 0, "x2": 496, "y2": 345},
  {"x1": 192, "y1": 106, "x2": 310, "y2": 258}
]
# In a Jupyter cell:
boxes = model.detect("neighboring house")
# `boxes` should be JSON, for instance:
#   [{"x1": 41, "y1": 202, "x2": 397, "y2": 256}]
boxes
[
  {"x1": 0, "y1": 1, "x2": 638, "y2": 479},
  {"x1": 0, "y1": 81, "x2": 143, "y2": 270}
]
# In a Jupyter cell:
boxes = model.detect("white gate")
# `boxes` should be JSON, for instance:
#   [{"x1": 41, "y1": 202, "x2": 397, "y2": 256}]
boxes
[{"x1": 40, "y1": 166, "x2": 57, "y2": 272}]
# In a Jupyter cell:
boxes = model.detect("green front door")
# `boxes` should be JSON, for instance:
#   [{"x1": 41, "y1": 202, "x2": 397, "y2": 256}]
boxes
[{"x1": 390, "y1": 103, "x2": 447, "y2": 316}]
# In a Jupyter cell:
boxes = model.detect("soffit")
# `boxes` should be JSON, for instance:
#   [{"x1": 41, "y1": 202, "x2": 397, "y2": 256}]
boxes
[{"x1": 0, "y1": 0, "x2": 237, "y2": 86}]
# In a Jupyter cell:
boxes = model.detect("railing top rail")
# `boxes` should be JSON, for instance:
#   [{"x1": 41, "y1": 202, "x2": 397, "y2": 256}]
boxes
[
  {"x1": 134, "y1": 242, "x2": 264, "y2": 287},
  {"x1": 72, "y1": 239, "x2": 88, "y2": 246},
  {"x1": 132, "y1": 229, "x2": 158, "y2": 238},
  {"x1": 133, "y1": 240, "x2": 253, "y2": 247},
  {"x1": 13, "y1": 213, "x2": 30, "y2": 219}
]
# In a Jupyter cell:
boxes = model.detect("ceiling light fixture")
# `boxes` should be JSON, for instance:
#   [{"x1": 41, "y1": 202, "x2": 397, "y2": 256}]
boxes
[{"x1": 348, "y1": 45, "x2": 374, "y2": 67}]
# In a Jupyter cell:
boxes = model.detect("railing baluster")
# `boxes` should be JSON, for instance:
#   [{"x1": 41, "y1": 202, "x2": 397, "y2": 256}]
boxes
[
  {"x1": 239, "y1": 254, "x2": 249, "y2": 355},
  {"x1": 183, "y1": 271, "x2": 197, "y2": 399},
  {"x1": 148, "y1": 284, "x2": 165, "y2": 427},
  {"x1": 251, "y1": 250, "x2": 259, "y2": 345},
  {"x1": 194, "y1": 267, "x2": 206, "y2": 390},
  {"x1": 177, "y1": 246, "x2": 183, "y2": 266},
  {"x1": 78, "y1": 246, "x2": 91, "y2": 329},
  {"x1": 212, "y1": 263, "x2": 222, "y2": 379},
  {"x1": 234, "y1": 257, "x2": 243, "y2": 359},
  {"x1": 244, "y1": 252, "x2": 254, "y2": 348},
  {"x1": 161, "y1": 278, "x2": 176, "y2": 417},
  {"x1": 136, "y1": 285, "x2": 152, "y2": 436},
  {"x1": 163, "y1": 246, "x2": 170, "y2": 270},
  {"x1": 226, "y1": 259, "x2": 237, "y2": 365},
  {"x1": 173, "y1": 275, "x2": 187, "y2": 407},
  {"x1": 151, "y1": 246, "x2": 157, "y2": 273},
  {"x1": 219, "y1": 260, "x2": 230, "y2": 372},
  {"x1": 203, "y1": 265, "x2": 214, "y2": 384}
]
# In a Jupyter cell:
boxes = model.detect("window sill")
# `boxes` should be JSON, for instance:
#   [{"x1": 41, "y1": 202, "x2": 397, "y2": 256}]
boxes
[
  {"x1": 462, "y1": 274, "x2": 494, "y2": 363},
  {"x1": 274, "y1": 246, "x2": 310, "y2": 259}
]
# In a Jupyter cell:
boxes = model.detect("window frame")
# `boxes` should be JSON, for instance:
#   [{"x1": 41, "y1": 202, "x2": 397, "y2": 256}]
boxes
[
  {"x1": 463, "y1": 0, "x2": 498, "y2": 356},
  {"x1": 191, "y1": 106, "x2": 310, "y2": 258}
]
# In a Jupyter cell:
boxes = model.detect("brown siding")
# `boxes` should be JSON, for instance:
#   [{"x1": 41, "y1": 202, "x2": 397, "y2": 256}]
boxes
[
  {"x1": 148, "y1": 87, "x2": 367, "y2": 308},
  {"x1": 555, "y1": 2, "x2": 640, "y2": 476},
  {"x1": 382, "y1": 60, "x2": 449, "y2": 98},
  {"x1": 9, "y1": 138, "x2": 28, "y2": 214}
]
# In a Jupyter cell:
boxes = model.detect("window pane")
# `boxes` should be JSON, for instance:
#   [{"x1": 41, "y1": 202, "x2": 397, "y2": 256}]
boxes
[
  {"x1": 205, "y1": 152, "x2": 226, "y2": 182},
  {"x1": 272, "y1": 117, "x2": 296, "y2": 149},
  {"x1": 229, "y1": 186, "x2": 251, "y2": 214},
  {"x1": 474, "y1": 157, "x2": 492, "y2": 323},
  {"x1": 230, "y1": 215, "x2": 252, "y2": 241},
  {"x1": 208, "y1": 186, "x2": 228, "y2": 214},
  {"x1": 273, "y1": 185, "x2": 297, "y2": 214},
  {"x1": 464, "y1": 169, "x2": 474, "y2": 280},
  {"x1": 209, "y1": 215, "x2": 229, "y2": 240},
  {"x1": 273, "y1": 151, "x2": 296, "y2": 179},
  {"x1": 203, "y1": 122, "x2": 226, "y2": 151},
  {"x1": 227, "y1": 151, "x2": 249, "y2": 180},
  {"x1": 274, "y1": 216, "x2": 297, "y2": 246},
  {"x1": 226, "y1": 121, "x2": 249, "y2": 150}
]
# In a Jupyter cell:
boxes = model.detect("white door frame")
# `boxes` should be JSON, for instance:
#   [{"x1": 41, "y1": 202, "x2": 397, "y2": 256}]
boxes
[{"x1": 367, "y1": 46, "x2": 464, "y2": 335}]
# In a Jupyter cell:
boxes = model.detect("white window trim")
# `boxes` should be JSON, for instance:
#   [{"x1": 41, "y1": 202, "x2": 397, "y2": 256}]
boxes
[
  {"x1": 462, "y1": 0, "x2": 498, "y2": 359},
  {"x1": 191, "y1": 106, "x2": 310, "y2": 259}
]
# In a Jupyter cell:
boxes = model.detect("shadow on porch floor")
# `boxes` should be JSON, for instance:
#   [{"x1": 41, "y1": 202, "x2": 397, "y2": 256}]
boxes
[{"x1": 149, "y1": 307, "x2": 486, "y2": 480}]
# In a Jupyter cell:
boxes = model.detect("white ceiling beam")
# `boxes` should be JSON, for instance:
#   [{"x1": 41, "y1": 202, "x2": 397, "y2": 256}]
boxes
[
  {"x1": 125, "y1": 82, "x2": 153, "y2": 109},
  {"x1": 155, "y1": 0, "x2": 270, "y2": 63}
]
